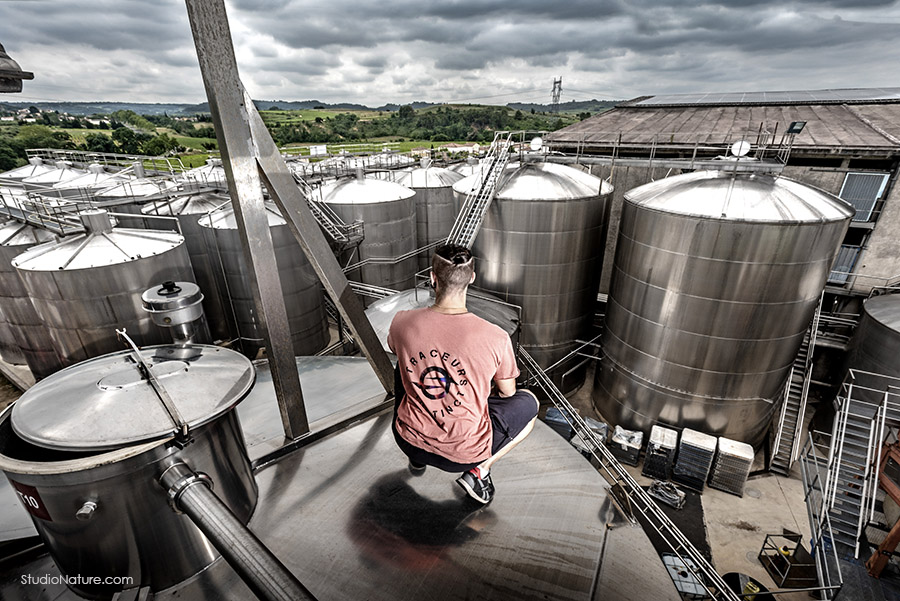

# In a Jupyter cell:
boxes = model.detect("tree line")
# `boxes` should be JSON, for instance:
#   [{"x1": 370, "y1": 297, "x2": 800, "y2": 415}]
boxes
[{"x1": 268, "y1": 105, "x2": 572, "y2": 146}]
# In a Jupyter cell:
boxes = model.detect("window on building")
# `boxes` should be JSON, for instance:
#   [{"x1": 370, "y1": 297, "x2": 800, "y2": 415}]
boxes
[
  {"x1": 839, "y1": 172, "x2": 890, "y2": 222},
  {"x1": 828, "y1": 245, "x2": 863, "y2": 285}
]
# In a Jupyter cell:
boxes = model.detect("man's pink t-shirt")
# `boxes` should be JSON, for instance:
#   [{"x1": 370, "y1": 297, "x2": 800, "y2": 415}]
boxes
[{"x1": 387, "y1": 308, "x2": 520, "y2": 464}]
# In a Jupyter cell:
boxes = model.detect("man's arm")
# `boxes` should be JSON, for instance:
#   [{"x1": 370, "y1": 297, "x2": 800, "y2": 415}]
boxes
[{"x1": 494, "y1": 377, "x2": 517, "y2": 398}]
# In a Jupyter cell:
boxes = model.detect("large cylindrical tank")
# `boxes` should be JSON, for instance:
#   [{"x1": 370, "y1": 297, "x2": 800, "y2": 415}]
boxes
[
  {"x1": 12, "y1": 210, "x2": 195, "y2": 367},
  {"x1": 396, "y1": 163, "x2": 464, "y2": 270},
  {"x1": 142, "y1": 191, "x2": 232, "y2": 341},
  {"x1": 0, "y1": 220, "x2": 62, "y2": 378},
  {"x1": 0, "y1": 221, "x2": 25, "y2": 365},
  {"x1": 198, "y1": 202, "x2": 328, "y2": 358},
  {"x1": 594, "y1": 171, "x2": 853, "y2": 445},
  {"x1": 454, "y1": 162, "x2": 613, "y2": 388},
  {"x1": 320, "y1": 176, "x2": 418, "y2": 290},
  {"x1": 844, "y1": 294, "x2": 900, "y2": 406}
]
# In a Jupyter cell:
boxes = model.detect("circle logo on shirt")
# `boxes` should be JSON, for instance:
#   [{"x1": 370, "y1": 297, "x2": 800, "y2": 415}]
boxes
[{"x1": 412, "y1": 366, "x2": 457, "y2": 400}]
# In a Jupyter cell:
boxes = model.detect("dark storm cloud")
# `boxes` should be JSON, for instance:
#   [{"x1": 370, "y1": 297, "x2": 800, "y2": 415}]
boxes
[{"x1": 0, "y1": 0, "x2": 897, "y2": 103}]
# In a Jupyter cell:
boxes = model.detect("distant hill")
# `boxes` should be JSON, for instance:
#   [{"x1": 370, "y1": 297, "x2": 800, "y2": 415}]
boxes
[
  {"x1": 506, "y1": 99, "x2": 621, "y2": 113},
  {"x1": 0, "y1": 102, "x2": 194, "y2": 116},
  {"x1": 0, "y1": 98, "x2": 622, "y2": 117}
]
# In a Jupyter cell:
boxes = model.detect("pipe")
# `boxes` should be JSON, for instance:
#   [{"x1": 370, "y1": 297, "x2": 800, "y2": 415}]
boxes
[{"x1": 159, "y1": 462, "x2": 316, "y2": 601}]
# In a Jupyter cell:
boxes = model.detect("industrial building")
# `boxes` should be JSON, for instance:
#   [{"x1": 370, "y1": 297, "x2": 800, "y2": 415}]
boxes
[{"x1": 1, "y1": 6, "x2": 900, "y2": 599}]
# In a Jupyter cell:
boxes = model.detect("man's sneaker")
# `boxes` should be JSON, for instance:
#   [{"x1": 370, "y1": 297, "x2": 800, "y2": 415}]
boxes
[
  {"x1": 456, "y1": 469, "x2": 494, "y2": 504},
  {"x1": 408, "y1": 459, "x2": 427, "y2": 475}
]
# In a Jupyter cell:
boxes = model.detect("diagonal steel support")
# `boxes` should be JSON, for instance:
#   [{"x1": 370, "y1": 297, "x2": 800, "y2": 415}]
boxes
[
  {"x1": 248, "y1": 101, "x2": 395, "y2": 391},
  {"x1": 185, "y1": 0, "x2": 393, "y2": 441}
]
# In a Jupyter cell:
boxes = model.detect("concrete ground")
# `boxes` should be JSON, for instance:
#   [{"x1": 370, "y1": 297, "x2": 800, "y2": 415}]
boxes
[
  {"x1": 0, "y1": 372, "x2": 19, "y2": 412},
  {"x1": 566, "y1": 362, "x2": 815, "y2": 600}
]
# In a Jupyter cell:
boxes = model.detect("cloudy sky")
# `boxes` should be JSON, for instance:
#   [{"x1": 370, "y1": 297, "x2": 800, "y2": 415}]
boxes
[{"x1": 1, "y1": 0, "x2": 899, "y2": 106}]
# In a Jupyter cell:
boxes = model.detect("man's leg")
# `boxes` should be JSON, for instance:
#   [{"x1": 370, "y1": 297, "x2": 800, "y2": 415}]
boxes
[
  {"x1": 457, "y1": 389, "x2": 539, "y2": 504},
  {"x1": 479, "y1": 389, "x2": 539, "y2": 472}
]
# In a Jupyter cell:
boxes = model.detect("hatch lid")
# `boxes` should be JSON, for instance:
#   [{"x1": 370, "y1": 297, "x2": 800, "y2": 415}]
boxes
[{"x1": 11, "y1": 344, "x2": 255, "y2": 451}]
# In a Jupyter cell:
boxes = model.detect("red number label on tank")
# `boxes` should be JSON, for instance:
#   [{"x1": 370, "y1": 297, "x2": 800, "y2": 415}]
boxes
[{"x1": 9, "y1": 480, "x2": 52, "y2": 521}]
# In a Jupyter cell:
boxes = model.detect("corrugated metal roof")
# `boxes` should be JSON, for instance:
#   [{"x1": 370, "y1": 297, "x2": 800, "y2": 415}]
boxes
[
  {"x1": 547, "y1": 103, "x2": 900, "y2": 150},
  {"x1": 619, "y1": 87, "x2": 900, "y2": 107}
]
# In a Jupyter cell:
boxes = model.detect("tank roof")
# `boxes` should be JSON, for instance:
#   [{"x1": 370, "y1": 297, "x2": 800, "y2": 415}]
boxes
[
  {"x1": 864, "y1": 294, "x2": 900, "y2": 333},
  {"x1": 0, "y1": 220, "x2": 56, "y2": 247},
  {"x1": 453, "y1": 161, "x2": 611, "y2": 200},
  {"x1": 142, "y1": 191, "x2": 230, "y2": 216},
  {"x1": 320, "y1": 177, "x2": 415, "y2": 205},
  {"x1": 396, "y1": 166, "x2": 464, "y2": 188},
  {"x1": 198, "y1": 200, "x2": 285, "y2": 229},
  {"x1": 12, "y1": 227, "x2": 184, "y2": 271},
  {"x1": 624, "y1": 170, "x2": 854, "y2": 222}
]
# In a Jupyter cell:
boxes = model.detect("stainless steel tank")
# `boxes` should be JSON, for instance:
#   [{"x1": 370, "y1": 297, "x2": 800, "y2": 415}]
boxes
[
  {"x1": 844, "y1": 294, "x2": 900, "y2": 405},
  {"x1": 396, "y1": 162, "x2": 464, "y2": 270},
  {"x1": 321, "y1": 175, "x2": 418, "y2": 291},
  {"x1": 0, "y1": 344, "x2": 256, "y2": 598},
  {"x1": 142, "y1": 191, "x2": 232, "y2": 341},
  {"x1": 594, "y1": 171, "x2": 853, "y2": 445},
  {"x1": 454, "y1": 162, "x2": 613, "y2": 390},
  {"x1": 12, "y1": 209, "x2": 195, "y2": 367},
  {"x1": 0, "y1": 220, "x2": 62, "y2": 378},
  {"x1": 198, "y1": 201, "x2": 328, "y2": 358}
]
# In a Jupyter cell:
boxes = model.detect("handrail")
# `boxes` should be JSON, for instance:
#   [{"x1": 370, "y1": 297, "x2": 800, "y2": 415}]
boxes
[
  {"x1": 799, "y1": 432, "x2": 844, "y2": 598},
  {"x1": 772, "y1": 366, "x2": 794, "y2": 454},
  {"x1": 518, "y1": 348, "x2": 741, "y2": 601}
]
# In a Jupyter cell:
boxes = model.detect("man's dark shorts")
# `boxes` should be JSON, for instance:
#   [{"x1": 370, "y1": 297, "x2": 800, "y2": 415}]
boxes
[{"x1": 392, "y1": 386, "x2": 539, "y2": 473}]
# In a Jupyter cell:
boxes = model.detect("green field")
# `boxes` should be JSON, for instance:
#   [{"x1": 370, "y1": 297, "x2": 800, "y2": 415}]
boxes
[{"x1": 260, "y1": 109, "x2": 384, "y2": 125}]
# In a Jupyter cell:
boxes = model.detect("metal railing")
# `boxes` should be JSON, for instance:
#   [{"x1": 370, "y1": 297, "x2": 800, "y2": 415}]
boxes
[
  {"x1": 799, "y1": 432, "x2": 844, "y2": 598},
  {"x1": 545, "y1": 125, "x2": 794, "y2": 169},
  {"x1": 25, "y1": 148, "x2": 189, "y2": 175},
  {"x1": 518, "y1": 348, "x2": 741, "y2": 601}
]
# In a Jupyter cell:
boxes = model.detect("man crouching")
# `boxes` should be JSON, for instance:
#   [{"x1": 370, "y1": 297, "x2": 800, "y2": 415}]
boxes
[{"x1": 388, "y1": 243, "x2": 539, "y2": 504}]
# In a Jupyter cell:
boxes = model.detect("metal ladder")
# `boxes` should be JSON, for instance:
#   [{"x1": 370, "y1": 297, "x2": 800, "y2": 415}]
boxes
[
  {"x1": 293, "y1": 175, "x2": 363, "y2": 248},
  {"x1": 446, "y1": 131, "x2": 513, "y2": 248},
  {"x1": 518, "y1": 349, "x2": 741, "y2": 601},
  {"x1": 771, "y1": 294, "x2": 823, "y2": 475},
  {"x1": 821, "y1": 372, "x2": 900, "y2": 558}
]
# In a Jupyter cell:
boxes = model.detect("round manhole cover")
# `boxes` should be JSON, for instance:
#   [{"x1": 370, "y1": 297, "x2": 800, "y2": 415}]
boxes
[
  {"x1": 745, "y1": 487, "x2": 762, "y2": 499},
  {"x1": 745, "y1": 551, "x2": 759, "y2": 565}
]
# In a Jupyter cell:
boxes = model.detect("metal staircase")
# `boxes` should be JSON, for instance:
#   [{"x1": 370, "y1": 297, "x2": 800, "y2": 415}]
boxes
[
  {"x1": 821, "y1": 371, "x2": 900, "y2": 558},
  {"x1": 292, "y1": 176, "x2": 363, "y2": 249},
  {"x1": 771, "y1": 294, "x2": 823, "y2": 475},
  {"x1": 446, "y1": 131, "x2": 513, "y2": 248}
]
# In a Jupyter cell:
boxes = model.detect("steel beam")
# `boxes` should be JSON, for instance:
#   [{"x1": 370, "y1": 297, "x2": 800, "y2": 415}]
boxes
[
  {"x1": 185, "y1": 0, "x2": 309, "y2": 438},
  {"x1": 184, "y1": 0, "x2": 394, "y2": 411}
]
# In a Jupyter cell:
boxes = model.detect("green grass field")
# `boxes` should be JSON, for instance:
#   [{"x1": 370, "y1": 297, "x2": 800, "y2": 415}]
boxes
[{"x1": 260, "y1": 109, "x2": 385, "y2": 125}]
